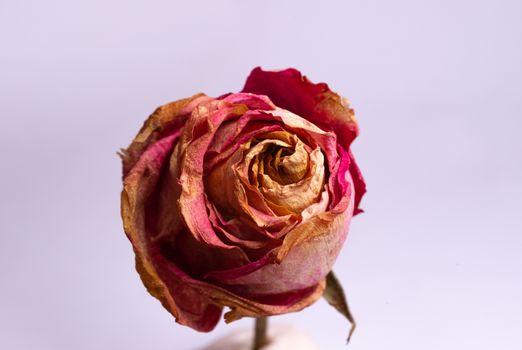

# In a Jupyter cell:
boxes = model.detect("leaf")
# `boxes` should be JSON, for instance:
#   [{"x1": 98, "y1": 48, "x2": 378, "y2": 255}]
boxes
[{"x1": 324, "y1": 271, "x2": 356, "y2": 344}]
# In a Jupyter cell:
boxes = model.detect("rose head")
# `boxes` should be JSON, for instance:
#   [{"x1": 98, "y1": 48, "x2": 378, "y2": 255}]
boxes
[{"x1": 120, "y1": 67, "x2": 366, "y2": 332}]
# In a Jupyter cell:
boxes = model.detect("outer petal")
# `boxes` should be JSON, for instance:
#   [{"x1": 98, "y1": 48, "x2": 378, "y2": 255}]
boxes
[
  {"x1": 348, "y1": 150, "x2": 367, "y2": 215},
  {"x1": 120, "y1": 93, "x2": 211, "y2": 177},
  {"x1": 121, "y1": 132, "x2": 223, "y2": 331},
  {"x1": 242, "y1": 67, "x2": 358, "y2": 149},
  {"x1": 152, "y1": 244, "x2": 327, "y2": 324}
]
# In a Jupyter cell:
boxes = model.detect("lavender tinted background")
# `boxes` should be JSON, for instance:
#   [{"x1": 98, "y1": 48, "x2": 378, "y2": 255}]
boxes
[{"x1": 1, "y1": 0, "x2": 521, "y2": 349}]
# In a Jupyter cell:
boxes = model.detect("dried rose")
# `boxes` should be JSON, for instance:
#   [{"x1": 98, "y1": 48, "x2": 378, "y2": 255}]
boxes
[{"x1": 120, "y1": 67, "x2": 366, "y2": 332}]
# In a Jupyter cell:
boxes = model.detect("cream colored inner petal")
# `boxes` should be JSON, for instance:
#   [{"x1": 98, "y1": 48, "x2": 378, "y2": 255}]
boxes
[
  {"x1": 206, "y1": 128, "x2": 329, "y2": 237},
  {"x1": 301, "y1": 185, "x2": 330, "y2": 221},
  {"x1": 207, "y1": 140, "x2": 293, "y2": 230},
  {"x1": 259, "y1": 147, "x2": 325, "y2": 214},
  {"x1": 236, "y1": 132, "x2": 326, "y2": 215},
  {"x1": 264, "y1": 141, "x2": 309, "y2": 184}
]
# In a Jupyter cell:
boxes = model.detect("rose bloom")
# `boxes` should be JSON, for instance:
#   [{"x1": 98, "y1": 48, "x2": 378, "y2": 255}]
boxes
[{"x1": 120, "y1": 67, "x2": 366, "y2": 332}]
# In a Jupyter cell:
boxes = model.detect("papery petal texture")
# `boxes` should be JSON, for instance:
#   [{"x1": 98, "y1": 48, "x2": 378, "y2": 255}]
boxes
[
  {"x1": 120, "y1": 68, "x2": 366, "y2": 332},
  {"x1": 242, "y1": 67, "x2": 366, "y2": 213}
]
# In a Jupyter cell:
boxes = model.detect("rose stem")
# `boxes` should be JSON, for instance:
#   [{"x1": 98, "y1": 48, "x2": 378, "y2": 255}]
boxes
[{"x1": 252, "y1": 316, "x2": 269, "y2": 350}]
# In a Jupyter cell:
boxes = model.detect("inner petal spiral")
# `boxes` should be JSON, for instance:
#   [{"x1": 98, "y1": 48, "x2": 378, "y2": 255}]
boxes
[
  {"x1": 204, "y1": 115, "x2": 330, "y2": 243},
  {"x1": 239, "y1": 131, "x2": 326, "y2": 216}
]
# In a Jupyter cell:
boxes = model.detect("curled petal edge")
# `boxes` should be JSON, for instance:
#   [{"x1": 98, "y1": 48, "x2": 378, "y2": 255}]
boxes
[
  {"x1": 242, "y1": 67, "x2": 359, "y2": 149},
  {"x1": 120, "y1": 93, "x2": 211, "y2": 178}
]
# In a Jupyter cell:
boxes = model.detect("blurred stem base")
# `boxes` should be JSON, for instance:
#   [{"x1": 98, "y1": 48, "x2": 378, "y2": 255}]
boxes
[
  {"x1": 198, "y1": 324, "x2": 319, "y2": 350},
  {"x1": 253, "y1": 317, "x2": 269, "y2": 350}
]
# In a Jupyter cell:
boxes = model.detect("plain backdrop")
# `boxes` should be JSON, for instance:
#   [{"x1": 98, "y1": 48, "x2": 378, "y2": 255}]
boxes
[{"x1": 1, "y1": 0, "x2": 521, "y2": 349}]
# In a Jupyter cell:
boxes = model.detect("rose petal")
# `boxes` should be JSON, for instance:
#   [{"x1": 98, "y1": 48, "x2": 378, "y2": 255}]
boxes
[
  {"x1": 242, "y1": 67, "x2": 359, "y2": 149},
  {"x1": 242, "y1": 68, "x2": 366, "y2": 213},
  {"x1": 258, "y1": 147, "x2": 324, "y2": 214},
  {"x1": 120, "y1": 94, "x2": 211, "y2": 177},
  {"x1": 122, "y1": 132, "x2": 222, "y2": 331},
  {"x1": 151, "y1": 244, "x2": 327, "y2": 324},
  {"x1": 348, "y1": 150, "x2": 367, "y2": 215}
]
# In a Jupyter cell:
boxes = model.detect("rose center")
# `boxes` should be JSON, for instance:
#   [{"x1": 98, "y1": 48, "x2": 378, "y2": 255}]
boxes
[{"x1": 262, "y1": 145, "x2": 307, "y2": 185}]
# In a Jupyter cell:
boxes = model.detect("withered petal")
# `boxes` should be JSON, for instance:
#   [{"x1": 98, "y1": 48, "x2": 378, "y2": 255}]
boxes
[
  {"x1": 120, "y1": 94, "x2": 211, "y2": 177},
  {"x1": 122, "y1": 132, "x2": 223, "y2": 331},
  {"x1": 242, "y1": 67, "x2": 366, "y2": 213},
  {"x1": 120, "y1": 68, "x2": 366, "y2": 333},
  {"x1": 324, "y1": 271, "x2": 356, "y2": 343},
  {"x1": 242, "y1": 67, "x2": 359, "y2": 149}
]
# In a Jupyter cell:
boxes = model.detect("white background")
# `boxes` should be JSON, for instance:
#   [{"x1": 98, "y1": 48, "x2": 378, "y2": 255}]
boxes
[{"x1": 1, "y1": 0, "x2": 521, "y2": 349}]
